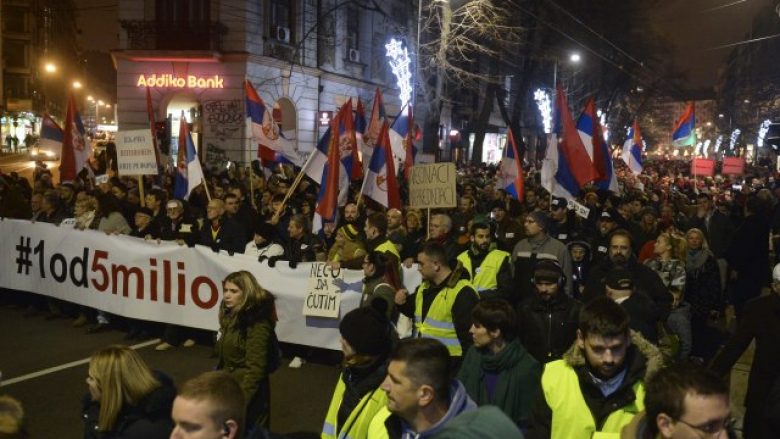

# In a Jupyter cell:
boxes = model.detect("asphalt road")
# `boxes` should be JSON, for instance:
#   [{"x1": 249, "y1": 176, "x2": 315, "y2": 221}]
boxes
[{"x1": 0, "y1": 296, "x2": 341, "y2": 438}]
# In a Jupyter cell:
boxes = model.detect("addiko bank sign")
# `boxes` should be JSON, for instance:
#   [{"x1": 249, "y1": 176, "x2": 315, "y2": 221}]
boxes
[{"x1": 136, "y1": 74, "x2": 224, "y2": 89}]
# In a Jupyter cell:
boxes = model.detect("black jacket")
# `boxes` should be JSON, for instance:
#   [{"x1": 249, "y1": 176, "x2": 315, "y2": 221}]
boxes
[
  {"x1": 158, "y1": 214, "x2": 199, "y2": 246},
  {"x1": 276, "y1": 232, "x2": 323, "y2": 265},
  {"x1": 710, "y1": 293, "x2": 780, "y2": 439},
  {"x1": 516, "y1": 293, "x2": 582, "y2": 364},
  {"x1": 584, "y1": 257, "x2": 671, "y2": 319},
  {"x1": 199, "y1": 216, "x2": 246, "y2": 254},
  {"x1": 82, "y1": 372, "x2": 175, "y2": 439},
  {"x1": 689, "y1": 209, "x2": 734, "y2": 258}
]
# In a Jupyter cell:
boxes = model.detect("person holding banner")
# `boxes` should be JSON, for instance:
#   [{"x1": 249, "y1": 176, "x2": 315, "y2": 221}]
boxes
[{"x1": 216, "y1": 270, "x2": 278, "y2": 431}]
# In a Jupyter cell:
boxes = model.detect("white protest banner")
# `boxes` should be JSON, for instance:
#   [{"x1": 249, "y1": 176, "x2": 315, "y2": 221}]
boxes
[
  {"x1": 409, "y1": 162, "x2": 457, "y2": 209},
  {"x1": 115, "y1": 129, "x2": 159, "y2": 176},
  {"x1": 303, "y1": 262, "x2": 343, "y2": 318},
  {"x1": 0, "y1": 220, "x2": 420, "y2": 351},
  {"x1": 95, "y1": 174, "x2": 110, "y2": 185},
  {"x1": 567, "y1": 199, "x2": 591, "y2": 219}
]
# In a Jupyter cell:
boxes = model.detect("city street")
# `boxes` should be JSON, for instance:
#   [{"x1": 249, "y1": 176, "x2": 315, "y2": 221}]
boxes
[
  {"x1": 0, "y1": 152, "x2": 59, "y2": 183},
  {"x1": 0, "y1": 298, "x2": 340, "y2": 438}
]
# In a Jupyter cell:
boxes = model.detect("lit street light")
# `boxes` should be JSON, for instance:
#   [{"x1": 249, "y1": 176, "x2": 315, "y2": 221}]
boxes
[
  {"x1": 72, "y1": 81, "x2": 82, "y2": 89},
  {"x1": 570, "y1": 52, "x2": 582, "y2": 63},
  {"x1": 44, "y1": 62, "x2": 57, "y2": 73}
]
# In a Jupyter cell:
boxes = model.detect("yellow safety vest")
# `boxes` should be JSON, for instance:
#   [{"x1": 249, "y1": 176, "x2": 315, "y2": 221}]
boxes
[
  {"x1": 366, "y1": 407, "x2": 391, "y2": 439},
  {"x1": 456, "y1": 250, "x2": 509, "y2": 292},
  {"x1": 541, "y1": 359, "x2": 645, "y2": 439},
  {"x1": 414, "y1": 278, "x2": 476, "y2": 356},
  {"x1": 322, "y1": 374, "x2": 388, "y2": 439},
  {"x1": 374, "y1": 240, "x2": 400, "y2": 259}
]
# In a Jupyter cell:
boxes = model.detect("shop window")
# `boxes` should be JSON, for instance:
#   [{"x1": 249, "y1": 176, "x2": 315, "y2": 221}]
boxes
[
  {"x1": 3, "y1": 41, "x2": 28, "y2": 69},
  {"x1": 3, "y1": 7, "x2": 28, "y2": 33}
]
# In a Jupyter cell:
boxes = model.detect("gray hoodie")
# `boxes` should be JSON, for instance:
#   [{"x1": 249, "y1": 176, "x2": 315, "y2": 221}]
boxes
[{"x1": 399, "y1": 380, "x2": 477, "y2": 439}]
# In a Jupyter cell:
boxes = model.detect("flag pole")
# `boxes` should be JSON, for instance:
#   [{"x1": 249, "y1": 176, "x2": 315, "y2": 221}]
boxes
[
  {"x1": 272, "y1": 158, "x2": 309, "y2": 222},
  {"x1": 138, "y1": 175, "x2": 146, "y2": 207},
  {"x1": 248, "y1": 165, "x2": 256, "y2": 210}
]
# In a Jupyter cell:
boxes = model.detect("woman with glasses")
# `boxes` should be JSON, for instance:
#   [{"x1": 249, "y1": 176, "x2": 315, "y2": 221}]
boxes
[{"x1": 82, "y1": 345, "x2": 176, "y2": 439}]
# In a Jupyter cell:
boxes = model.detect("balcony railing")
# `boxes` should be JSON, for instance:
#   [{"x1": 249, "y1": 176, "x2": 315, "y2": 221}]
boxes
[{"x1": 120, "y1": 20, "x2": 227, "y2": 51}]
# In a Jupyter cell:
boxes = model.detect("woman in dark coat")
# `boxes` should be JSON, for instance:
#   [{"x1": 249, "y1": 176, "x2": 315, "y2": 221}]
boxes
[
  {"x1": 684, "y1": 228, "x2": 725, "y2": 361},
  {"x1": 709, "y1": 263, "x2": 780, "y2": 439},
  {"x1": 82, "y1": 345, "x2": 175, "y2": 439},
  {"x1": 216, "y1": 270, "x2": 277, "y2": 431}
]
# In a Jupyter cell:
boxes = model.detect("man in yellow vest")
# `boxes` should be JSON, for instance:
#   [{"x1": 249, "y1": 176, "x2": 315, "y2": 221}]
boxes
[
  {"x1": 456, "y1": 222, "x2": 513, "y2": 301},
  {"x1": 527, "y1": 297, "x2": 664, "y2": 439},
  {"x1": 395, "y1": 242, "x2": 479, "y2": 362},
  {"x1": 367, "y1": 338, "x2": 477, "y2": 439}
]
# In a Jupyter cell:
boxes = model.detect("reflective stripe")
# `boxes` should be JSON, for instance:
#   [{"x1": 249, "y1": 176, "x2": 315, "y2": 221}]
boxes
[
  {"x1": 421, "y1": 333, "x2": 460, "y2": 346},
  {"x1": 421, "y1": 317, "x2": 455, "y2": 330},
  {"x1": 323, "y1": 421, "x2": 336, "y2": 436}
]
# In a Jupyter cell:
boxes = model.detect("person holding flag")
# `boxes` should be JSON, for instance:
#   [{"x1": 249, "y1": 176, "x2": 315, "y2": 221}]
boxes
[
  {"x1": 173, "y1": 112, "x2": 205, "y2": 201},
  {"x1": 60, "y1": 94, "x2": 92, "y2": 183},
  {"x1": 499, "y1": 129, "x2": 524, "y2": 202}
]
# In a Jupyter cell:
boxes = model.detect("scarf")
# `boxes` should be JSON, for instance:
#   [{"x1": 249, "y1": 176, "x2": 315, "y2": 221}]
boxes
[
  {"x1": 459, "y1": 340, "x2": 532, "y2": 425},
  {"x1": 686, "y1": 248, "x2": 712, "y2": 271}
]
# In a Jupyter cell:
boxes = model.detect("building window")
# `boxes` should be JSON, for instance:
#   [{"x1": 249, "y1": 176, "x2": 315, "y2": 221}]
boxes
[
  {"x1": 3, "y1": 74, "x2": 29, "y2": 98},
  {"x1": 3, "y1": 40, "x2": 28, "y2": 69},
  {"x1": 346, "y1": 5, "x2": 359, "y2": 52},
  {"x1": 155, "y1": 0, "x2": 211, "y2": 50},
  {"x1": 3, "y1": 7, "x2": 28, "y2": 33},
  {"x1": 270, "y1": 0, "x2": 293, "y2": 43},
  {"x1": 156, "y1": 0, "x2": 209, "y2": 25}
]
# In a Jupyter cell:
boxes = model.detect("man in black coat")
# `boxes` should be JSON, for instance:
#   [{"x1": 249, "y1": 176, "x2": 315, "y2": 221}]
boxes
[
  {"x1": 583, "y1": 229, "x2": 671, "y2": 318},
  {"x1": 517, "y1": 259, "x2": 582, "y2": 364},
  {"x1": 158, "y1": 199, "x2": 199, "y2": 246},
  {"x1": 710, "y1": 262, "x2": 780, "y2": 439},
  {"x1": 725, "y1": 195, "x2": 771, "y2": 316},
  {"x1": 199, "y1": 199, "x2": 246, "y2": 254},
  {"x1": 603, "y1": 267, "x2": 660, "y2": 344},
  {"x1": 689, "y1": 192, "x2": 734, "y2": 292}
]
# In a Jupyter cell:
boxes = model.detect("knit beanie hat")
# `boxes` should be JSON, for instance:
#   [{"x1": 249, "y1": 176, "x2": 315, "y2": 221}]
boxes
[
  {"x1": 528, "y1": 210, "x2": 550, "y2": 232},
  {"x1": 339, "y1": 300, "x2": 392, "y2": 356}
]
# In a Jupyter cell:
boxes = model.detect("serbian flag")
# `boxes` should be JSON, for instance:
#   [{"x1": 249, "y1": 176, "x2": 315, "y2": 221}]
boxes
[
  {"x1": 541, "y1": 86, "x2": 592, "y2": 199},
  {"x1": 60, "y1": 95, "x2": 91, "y2": 183},
  {"x1": 39, "y1": 114, "x2": 64, "y2": 156},
  {"x1": 672, "y1": 102, "x2": 696, "y2": 147},
  {"x1": 499, "y1": 128, "x2": 524, "y2": 202},
  {"x1": 302, "y1": 102, "x2": 351, "y2": 205},
  {"x1": 245, "y1": 79, "x2": 302, "y2": 166},
  {"x1": 315, "y1": 117, "x2": 341, "y2": 221},
  {"x1": 622, "y1": 120, "x2": 644, "y2": 175},
  {"x1": 577, "y1": 97, "x2": 618, "y2": 192},
  {"x1": 339, "y1": 98, "x2": 362, "y2": 180},
  {"x1": 361, "y1": 88, "x2": 386, "y2": 168},
  {"x1": 362, "y1": 121, "x2": 401, "y2": 209},
  {"x1": 388, "y1": 103, "x2": 413, "y2": 167},
  {"x1": 173, "y1": 112, "x2": 205, "y2": 200}
]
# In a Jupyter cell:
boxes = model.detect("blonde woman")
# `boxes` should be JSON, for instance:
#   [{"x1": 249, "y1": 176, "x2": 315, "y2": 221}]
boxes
[
  {"x1": 82, "y1": 345, "x2": 175, "y2": 439},
  {"x1": 216, "y1": 270, "x2": 278, "y2": 431}
]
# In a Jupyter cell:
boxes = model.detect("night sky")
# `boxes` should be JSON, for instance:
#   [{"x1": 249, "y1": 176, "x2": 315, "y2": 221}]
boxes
[{"x1": 74, "y1": 0, "x2": 772, "y2": 91}]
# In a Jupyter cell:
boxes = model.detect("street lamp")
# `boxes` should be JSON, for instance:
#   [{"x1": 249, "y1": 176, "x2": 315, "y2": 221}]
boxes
[
  {"x1": 72, "y1": 81, "x2": 82, "y2": 89},
  {"x1": 87, "y1": 95, "x2": 94, "y2": 102},
  {"x1": 44, "y1": 62, "x2": 57, "y2": 73},
  {"x1": 569, "y1": 52, "x2": 582, "y2": 63}
]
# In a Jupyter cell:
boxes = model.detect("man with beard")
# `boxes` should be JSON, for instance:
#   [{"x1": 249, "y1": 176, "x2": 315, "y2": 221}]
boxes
[
  {"x1": 591, "y1": 210, "x2": 619, "y2": 264},
  {"x1": 512, "y1": 211, "x2": 573, "y2": 302},
  {"x1": 456, "y1": 222, "x2": 513, "y2": 301},
  {"x1": 342, "y1": 202, "x2": 363, "y2": 231},
  {"x1": 548, "y1": 197, "x2": 576, "y2": 244},
  {"x1": 491, "y1": 201, "x2": 524, "y2": 252},
  {"x1": 583, "y1": 229, "x2": 671, "y2": 317},
  {"x1": 386, "y1": 208, "x2": 407, "y2": 254},
  {"x1": 516, "y1": 260, "x2": 582, "y2": 364},
  {"x1": 527, "y1": 297, "x2": 664, "y2": 439}
]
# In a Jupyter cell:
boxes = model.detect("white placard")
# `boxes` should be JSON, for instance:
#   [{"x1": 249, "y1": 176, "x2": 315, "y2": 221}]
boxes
[
  {"x1": 567, "y1": 199, "x2": 591, "y2": 219},
  {"x1": 115, "y1": 129, "x2": 158, "y2": 176},
  {"x1": 303, "y1": 262, "x2": 343, "y2": 318}
]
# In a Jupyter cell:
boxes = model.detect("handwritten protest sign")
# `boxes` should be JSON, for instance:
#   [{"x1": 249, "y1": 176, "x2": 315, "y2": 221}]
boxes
[
  {"x1": 116, "y1": 129, "x2": 158, "y2": 176},
  {"x1": 302, "y1": 262, "x2": 343, "y2": 318},
  {"x1": 409, "y1": 163, "x2": 457, "y2": 209},
  {"x1": 567, "y1": 199, "x2": 591, "y2": 219}
]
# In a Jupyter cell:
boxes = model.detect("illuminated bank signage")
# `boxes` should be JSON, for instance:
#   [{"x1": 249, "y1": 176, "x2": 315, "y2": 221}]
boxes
[{"x1": 136, "y1": 74, "x2": 225, "y2": 89}]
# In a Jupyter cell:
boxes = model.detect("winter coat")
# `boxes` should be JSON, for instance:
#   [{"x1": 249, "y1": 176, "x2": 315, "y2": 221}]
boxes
[
  {"x1": 710, "y1": 293, "x2": 780, "y2": 439},
  {"x1": 516, "y1": 293, "x2": 582, "y2": 364},
  {"x1": 431, "y1": 406, "x2": 524, "y2": 439},
  {"x1": 584, "y1": 257, "x2": 672, "y2": 319},
  {"x1": 199, "y1": 216, "x2": 246, "y2": 254},
  {"x1": 362, "y1": 274, "x2": 397, "y2": 321},
  {"x1": 684, "y1": 249, "x2": 724, "y2": 317},
  {"x1": 82, "y1": 372, "x2": 175, "y2": 439},
  {"x1": 527, "y1": 331, "x2": 664, "y2": 439},
  {"x1": 512, "y1": 235, "x2": 574, "y2": 300},
  {"x1": 458, "y1": 339, "x2": 542, "y2": 427},
  {"x1": 216, "y1": 297, "x2": 276, "y2": 427}
]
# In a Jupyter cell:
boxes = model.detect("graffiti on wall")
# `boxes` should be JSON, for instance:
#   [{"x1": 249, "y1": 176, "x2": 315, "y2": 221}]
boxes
[{"x1": 202, "y1": 99, "x2": 244, "y2": 165}]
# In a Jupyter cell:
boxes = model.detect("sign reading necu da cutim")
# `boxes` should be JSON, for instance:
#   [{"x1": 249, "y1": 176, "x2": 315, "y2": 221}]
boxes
[{"x1": 136, "y1": 74, "x2": 225, "y2": 89}]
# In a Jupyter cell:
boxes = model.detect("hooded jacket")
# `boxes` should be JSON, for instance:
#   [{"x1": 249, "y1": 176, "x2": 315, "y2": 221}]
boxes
[
  {"x1": 367, "y1": 380, "x2": 477, "y2": 439},
  {"x1": 527, "y1": 331, "x2": 664, "y2": 439}
]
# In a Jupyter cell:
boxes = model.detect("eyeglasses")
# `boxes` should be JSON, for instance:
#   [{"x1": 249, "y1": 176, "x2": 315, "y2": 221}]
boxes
[{"x1": 675, "y1": 416, "x2": 736, "y2": 437}]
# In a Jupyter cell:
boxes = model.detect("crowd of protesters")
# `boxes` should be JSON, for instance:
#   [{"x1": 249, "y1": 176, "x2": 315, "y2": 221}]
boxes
[{"x1": 1, "y1": 151, "x2": 780, "y2": 439}]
